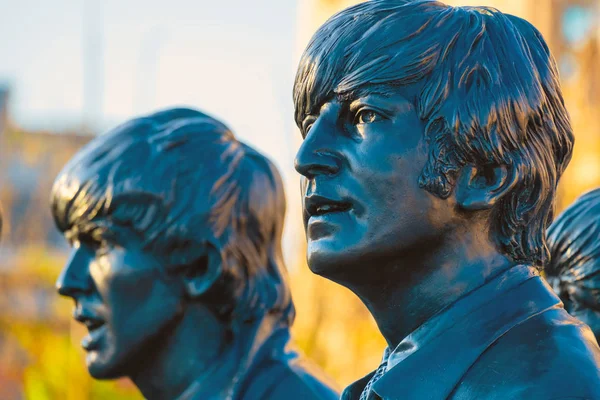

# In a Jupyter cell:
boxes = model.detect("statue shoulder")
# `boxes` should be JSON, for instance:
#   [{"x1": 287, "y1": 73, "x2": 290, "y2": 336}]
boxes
[
  {"x1": 452, "y1": 308, "x2": 600, "y2": 399},
  {"x1": 242, "y1": 354, "x2": 340, "y2": 400}
]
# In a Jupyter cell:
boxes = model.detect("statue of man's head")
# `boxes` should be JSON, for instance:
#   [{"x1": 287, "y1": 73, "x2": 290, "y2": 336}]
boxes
[
  {"x1": 547, "y1": 188, "x2": 600, "y2": 341},
  {"x1": 52, "y1": 108, "x2": 293, "y2": 380},
  {"x1": 293, "y1": 0, "x2": 573, "y2": 283}
]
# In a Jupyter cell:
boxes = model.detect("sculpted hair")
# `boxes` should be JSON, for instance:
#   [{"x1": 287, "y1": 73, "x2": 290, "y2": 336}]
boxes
[
  {"x1": 294, "y1": 0, "x2": 574, "y2": 265},
  {"x1": 547, "y1": 188, "x2": 600, "y2": 281},
  {"x1": 50, "y1": 108, "x2": 295, "y2": 325}
]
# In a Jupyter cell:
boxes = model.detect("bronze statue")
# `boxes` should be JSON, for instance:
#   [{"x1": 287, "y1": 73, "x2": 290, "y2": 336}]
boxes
[
  {"x1": 293, "y1": 1, "x2": 600, "y2": 399},
  {"x1": 52, "y1": 108, "x2": 339, "y2": 400},
  {"x1": 547, "y1": 188, "x2": 600, "y2": 342}
]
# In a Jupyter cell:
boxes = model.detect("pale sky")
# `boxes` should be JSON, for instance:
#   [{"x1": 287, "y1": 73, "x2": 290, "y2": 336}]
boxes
[
  {"x1": 0, "y1": 0, "x2": 309, "y2": 260},
  {"x1": 0, "y1": 0, "x2": 299, "y2": 168}
]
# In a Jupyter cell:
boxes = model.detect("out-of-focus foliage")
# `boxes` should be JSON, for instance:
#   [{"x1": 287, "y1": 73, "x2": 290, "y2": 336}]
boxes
[
  {"x1": 0, "y1": 127, "x2": 142, "y2": 399},
  {"x1": 0, "y1": 248, "x2": 142, "y2": 399}
]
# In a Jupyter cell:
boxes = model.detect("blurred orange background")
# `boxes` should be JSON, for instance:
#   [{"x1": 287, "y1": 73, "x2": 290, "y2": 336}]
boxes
[{"x1": 1, "y1": 0, "x2": 599, "y2": 398}]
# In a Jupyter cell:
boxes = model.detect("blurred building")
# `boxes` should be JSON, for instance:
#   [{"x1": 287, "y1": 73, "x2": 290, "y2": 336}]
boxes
[
  {"x1": 0, "y1": 89, "x2": 92, "y2": 254},
  {"x1": 291, "y1": 0, "x2": 600, "y2": 389},
  {"x1": 0, "y1": 86, "x2": 9, "y2": 136},
  {"x1": 0, "y1": 109, "x2": 91, "y2": 324}
]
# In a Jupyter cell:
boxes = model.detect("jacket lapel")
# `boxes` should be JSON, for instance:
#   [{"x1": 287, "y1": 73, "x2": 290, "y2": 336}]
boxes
[{"x1": 372, "y1": 276, "x2": 561, "y2": 400}]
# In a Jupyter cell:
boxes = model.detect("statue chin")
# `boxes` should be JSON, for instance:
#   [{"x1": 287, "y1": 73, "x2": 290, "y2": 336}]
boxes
[{"x1": 86, "y1": 350, "x2": 123, "y2": 381}]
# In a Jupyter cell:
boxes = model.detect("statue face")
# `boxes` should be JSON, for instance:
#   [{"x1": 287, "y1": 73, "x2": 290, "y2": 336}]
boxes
[
  {"x1": 56, "y1": 224, "x2": 182, "y2": 379},
  {"x1": 295, "y1": 92, "x2": 453, "y2": 279}
]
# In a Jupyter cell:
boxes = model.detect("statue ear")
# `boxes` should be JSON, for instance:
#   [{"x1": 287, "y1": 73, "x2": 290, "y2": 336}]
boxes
[
  {"x1": 455, "y1": 164, "x2": 517, "y2": 210},
  {"x1": 181, "y1": 244, "x2": 223, "y2": 298}
]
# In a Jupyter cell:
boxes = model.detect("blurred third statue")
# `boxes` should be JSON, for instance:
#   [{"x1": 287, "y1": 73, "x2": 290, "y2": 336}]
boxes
[{"x1": 547, "y1": 188, "x2": 600, "y2": 342}]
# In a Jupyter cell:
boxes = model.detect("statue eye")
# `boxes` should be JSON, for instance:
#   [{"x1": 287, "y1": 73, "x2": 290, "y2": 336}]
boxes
[
  {"x1": 75, "y1": 228, "x2": 115, "y2": 256},
  {"x1": 301, "y1": 116, "x2": 317, "y2": 138},
  {"x1": 96, "y1": 240, "x2": 113, "y2": 256},
  {"x1": 354, "y1": 109, "x2": 382, "y2": 125}
]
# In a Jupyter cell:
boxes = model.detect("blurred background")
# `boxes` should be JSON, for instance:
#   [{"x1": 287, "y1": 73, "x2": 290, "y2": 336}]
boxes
[{"x1": 0, "y1": 0, "x2": 599, "y2": 398}]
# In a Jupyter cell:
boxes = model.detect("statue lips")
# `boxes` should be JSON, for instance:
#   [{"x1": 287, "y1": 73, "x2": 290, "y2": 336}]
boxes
[
  {"x1": 81, "y1": 325, "x2": 108, "y2": 351},
  {"x1": 304, "y1": 194, "x2": 352, "y2": 240},
  {"x1": 75, "y1": 308, "x2": 106, "y2": 351}
]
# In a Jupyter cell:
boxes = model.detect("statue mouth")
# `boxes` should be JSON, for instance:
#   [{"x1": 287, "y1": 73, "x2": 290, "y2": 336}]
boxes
[
  {"x1": 83, "y1": 318, "x2": 105, "y2": 332},
  {"x1": 305, "y1": 194, "x2": 352, "y2": 217},
  {"x1": 74, "y1": 308, "x2": 107, "y2": 350},
  {"x1": 81, "y1": 324, "x2": 107, "y2": 351},
  {"x1": 75, "y1": 307, "x2": 105, "y2": 331}
]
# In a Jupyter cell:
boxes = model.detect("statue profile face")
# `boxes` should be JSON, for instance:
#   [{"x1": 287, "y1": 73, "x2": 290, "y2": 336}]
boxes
[
  {"x1": 294, "y1": 1, "x2": 574, "y2": 277},
  {"x1": 295, "y1": 91, "x2": 453, "y2": 278},
  {"x1": 56, "y1": 222, "x2": 182, "y2": 379},
  {"x1": 51, "y1": 108, "x2": 294, "y2": 381}
]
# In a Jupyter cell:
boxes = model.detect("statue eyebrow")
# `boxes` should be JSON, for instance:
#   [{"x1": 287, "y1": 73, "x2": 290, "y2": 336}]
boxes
[
  {"x1": 63, "y1": 226, "x2": 98, "y2": 247},
  {"x1": 65, "y1": 220, "x2": 112, "y2": 243},
  {"x1": 300, "y1": 87, "x2": 395, "y2": 122},
  {"x1": 336, "y1": 86, "x2": 393, "y2": 103}
]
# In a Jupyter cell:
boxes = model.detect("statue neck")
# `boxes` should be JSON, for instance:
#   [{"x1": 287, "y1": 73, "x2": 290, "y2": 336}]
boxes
[
  {"x1": 130, "y1": 303, "x2": 286, "y2": 400},
  {"x1": 345, "y1": 229, "x2": 514, "y2": 349}
]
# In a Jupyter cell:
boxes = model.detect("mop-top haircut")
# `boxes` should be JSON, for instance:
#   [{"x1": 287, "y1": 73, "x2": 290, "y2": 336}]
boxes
[
  {"x1": 51, "y1": 108, "x2": 294, "y2": 324},
  {"x1": 294, "y1": 0, "x2": 574, "y2": 265}
]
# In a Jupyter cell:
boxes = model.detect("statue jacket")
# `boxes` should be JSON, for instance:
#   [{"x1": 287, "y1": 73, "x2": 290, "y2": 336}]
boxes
[
  {"x1": 177, "y1": 323, "x2": 340, "y2": 400},
  {"x1": 239, "y1": 337, "x2": 340, "y2": 400},
  {"x1": 341, "y1": 265, "x2": 600, "y2": 400}
]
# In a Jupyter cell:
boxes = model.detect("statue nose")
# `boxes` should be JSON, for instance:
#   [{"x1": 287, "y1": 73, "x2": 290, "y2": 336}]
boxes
[
  {"x1": 56, "y1": 248, "x2": 94, "y2": 298},
  {"x1": 295, "y1": 118, "x2": 342, "y2": 179}
]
